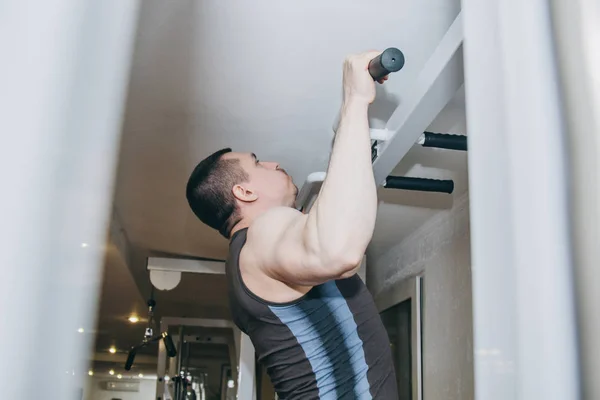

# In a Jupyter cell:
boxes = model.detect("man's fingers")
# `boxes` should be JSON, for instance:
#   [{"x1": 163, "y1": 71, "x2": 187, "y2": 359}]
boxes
[{"x1": 362, "y1": 50, "x2": 383, "y2": 62}]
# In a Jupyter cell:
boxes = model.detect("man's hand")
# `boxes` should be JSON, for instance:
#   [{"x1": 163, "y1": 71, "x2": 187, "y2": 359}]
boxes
[{"x1": 342, "y1": 51, "x2": 387, "y2": 105}]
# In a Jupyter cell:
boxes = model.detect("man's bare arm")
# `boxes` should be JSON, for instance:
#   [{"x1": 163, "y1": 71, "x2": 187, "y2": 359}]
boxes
[{"x1": 245, "y1": 52, "x2": 380, "y2": 286}]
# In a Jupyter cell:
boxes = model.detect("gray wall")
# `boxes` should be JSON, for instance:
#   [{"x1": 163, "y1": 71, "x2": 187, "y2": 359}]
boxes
[
  {"x1": 369, "y1": 193, "x2": 473, "y2": 400},
  {"x1": 422, "y1": 214, "x2": 473, "y2": 400}
]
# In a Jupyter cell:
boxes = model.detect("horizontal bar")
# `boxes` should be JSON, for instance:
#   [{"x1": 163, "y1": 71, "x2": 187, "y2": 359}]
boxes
[
  {"x1": 170, "y1": 334, "x2": 230, "y2": 345},
  {"x1": 384, "y1": 176, "x2": 454, "y2": 194},
  {"x1": 368, "y1": 47, "x2": 405, "y2": 81},
  {"x1": 161, "y1": 317, "x2": 234, "y2": 330},
  {"x1": 147, "y1": 257, "x2": 225, "y2": 274},
  {"x1": 420, "y1": 131, "x2": 467, "y2": 151}
]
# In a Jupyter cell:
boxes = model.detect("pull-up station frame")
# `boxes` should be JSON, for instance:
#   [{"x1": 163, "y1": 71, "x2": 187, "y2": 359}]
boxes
[{"x1": 296, "y1": 12, "x2": 465, "y2": 213}]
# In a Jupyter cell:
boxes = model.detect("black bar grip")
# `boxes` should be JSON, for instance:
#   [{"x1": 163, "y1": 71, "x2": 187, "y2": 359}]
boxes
[
  {"x1": 422, "y1": 132, "x2": 467, "y2": 151},
  {"x1": 125, "y1": 348, "x2": 136, "y2": 371},
  {"x1": 368, "y1": 48, "x2": 405, "y2": 81},
  {"x1": 163, "y1": 333, "x2": 177, "y2": 357},
  {"x1": 384, "y1": 176, "x2": 454, "y2": 194}
]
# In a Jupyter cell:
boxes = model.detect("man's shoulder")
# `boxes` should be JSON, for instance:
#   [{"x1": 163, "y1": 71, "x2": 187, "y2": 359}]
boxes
[
  {"x1": 243, "y1": 206, "x2": 307, "y2": 278},
  {"x1": 247, "y1": 206, "x2": 305, "y2": 243}
]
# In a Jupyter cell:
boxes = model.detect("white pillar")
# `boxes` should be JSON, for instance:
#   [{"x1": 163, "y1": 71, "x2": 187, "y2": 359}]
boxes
[
  {"x1": 462, "y1": 0, "x2": 579, "y2": 399},
  {"x1": 550, "y1": 0, "x2": 600, "y2": 398},
  {"x1": 0, "y1": 1, "x2": 140, "y2": 398},
  {"x1": 237, "y1": 333, "x2": 257, "y2": 400}
]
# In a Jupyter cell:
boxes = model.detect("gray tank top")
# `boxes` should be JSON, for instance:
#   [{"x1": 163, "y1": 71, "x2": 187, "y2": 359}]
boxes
[{"x1": 226, "y1": 228, "x2": 398, "y2": 399}]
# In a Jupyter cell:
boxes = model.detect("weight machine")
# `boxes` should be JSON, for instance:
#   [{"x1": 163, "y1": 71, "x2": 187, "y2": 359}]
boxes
[{"x1": 124, "y1": 294, "x2": 178, "y2": 373}]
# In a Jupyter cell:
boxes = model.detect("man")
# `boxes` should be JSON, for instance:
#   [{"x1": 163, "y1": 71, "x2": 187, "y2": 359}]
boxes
[{"x1": 186, "y1": 51, "x2": 398, "y2": 399}]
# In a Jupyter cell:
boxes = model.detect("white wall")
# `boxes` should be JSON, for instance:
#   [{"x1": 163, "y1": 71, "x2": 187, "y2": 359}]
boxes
[
  {"x1": 369, "y1": 193, "x2": 473, "y2": 400},
  {"x1": 83, "y1": 378, "x2": 156, "y2": 400}
]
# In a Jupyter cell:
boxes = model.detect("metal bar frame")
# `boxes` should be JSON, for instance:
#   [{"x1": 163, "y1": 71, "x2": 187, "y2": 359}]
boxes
[
  {"x1": 295, "y1": 12, "x2": 464, "y2": 212},
  {"x1": 156, "y1": 317, "x2": 255, "y2": 400},
  {"x1": 375, "y1": 276, "x2": 423, "y2": 400},
  {"x1": 371, "y1": 12, "x2": 463, "y2": 186},
  {"x1": 148, "y1": 257, "x2": 226, "y2": 275}
]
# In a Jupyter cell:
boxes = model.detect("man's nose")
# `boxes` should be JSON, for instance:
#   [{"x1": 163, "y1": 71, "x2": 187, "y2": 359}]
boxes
[{"x1": 263, "y1": 161, "x2": 279, "y2": 170}]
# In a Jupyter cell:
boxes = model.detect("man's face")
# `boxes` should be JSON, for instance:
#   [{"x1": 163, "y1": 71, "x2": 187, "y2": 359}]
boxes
[{"x1": 225, "y1": 152, "x2": 298, "y2": 207}]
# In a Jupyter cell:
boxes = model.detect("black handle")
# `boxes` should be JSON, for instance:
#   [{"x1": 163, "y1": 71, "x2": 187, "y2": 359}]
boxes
[
  {"x1": 422, "y1": 132, "x2": 467, "y2": 151},
  {"x1": 163, "y1": 333, "x2": 177, "y2": 357},
  {"x1": 368, "y1": 48, "x2": 405, "y2": 81},
  {"x1": 384, "y1": 176, "x2": 454, "y2": 194},
  {"x1": 125, "y1": 348, "x2": 136, "y2": 371}
]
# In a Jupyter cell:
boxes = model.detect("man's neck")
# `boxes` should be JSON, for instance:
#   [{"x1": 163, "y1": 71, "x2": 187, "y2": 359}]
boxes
[
  {"x1": 230, "y1": 220, "x2": 251, "y2": 238},
  {"x1": 230, "y1": 202, "x2": 296, "y2": 239}
]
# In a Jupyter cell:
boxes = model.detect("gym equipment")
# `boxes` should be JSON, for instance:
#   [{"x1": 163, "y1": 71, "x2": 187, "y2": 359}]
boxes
[
  {"x1": 368, "y1": 48, "x2": 405, "y2": 81},
  {"x1": 297, "y1": 28, "x2": 467, "y2": 212},
  {"x1": 124, "y1": 296, "x2": 177, "y2": 371},
  {"x1": 384, "y1": 176, "x2": 454, "y2": 194},
  {"x1": 419, "y1": 132, "x2": 467, "y2": 151}
]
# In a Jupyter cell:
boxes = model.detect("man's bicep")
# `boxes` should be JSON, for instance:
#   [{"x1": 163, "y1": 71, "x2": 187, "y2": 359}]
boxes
[{"x1": 246, "y1": 208, "x2": 338, "y2": 286}]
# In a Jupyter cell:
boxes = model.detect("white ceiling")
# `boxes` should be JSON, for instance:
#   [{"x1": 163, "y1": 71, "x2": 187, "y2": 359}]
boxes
[
  {"x1": 97, "y1": 0, "x2": 466, "y2": 360},
  {"x1": 114, "y1": 0, "x2": 464, "y2": 259}
]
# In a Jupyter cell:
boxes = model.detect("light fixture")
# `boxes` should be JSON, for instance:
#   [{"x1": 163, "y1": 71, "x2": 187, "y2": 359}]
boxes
[
  {"x1": 227, "y1": 379, "x2": 235, "y2": 389},
  {"x1": 109, "y1": 370, "x2": 115, "y2": 376},
  {"x1": 81, "y1": 243, "x2": 88, "y2": 248},
  {"x1": 117, "y1": 374, "x2": 122, "y2": 379},
  {"x1": 88, "y1": 370, "x2": 94, "y2": 376},
  {"x1": 109, "y1": 346, "x2": 116, "y2": 354},
  {"x1": 128, "y1": 315, "x2": 140, "y2": 323},
  {"x1": 77, "y1": 328, "x2": 84, "y2": 333},
  {"x1": 138, "y1": 373, "x2": 144, "y2": 378}
]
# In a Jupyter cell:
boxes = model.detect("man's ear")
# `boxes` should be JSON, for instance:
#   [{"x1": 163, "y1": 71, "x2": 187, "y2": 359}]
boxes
[{"x1": 232, "y1": 184, "x2": 258, "y2": 203}]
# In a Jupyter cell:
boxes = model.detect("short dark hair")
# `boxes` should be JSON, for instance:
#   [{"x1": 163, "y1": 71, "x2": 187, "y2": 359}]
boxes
[{"x1": 186, "y1": 148, "x2": 249, "y2": 238}]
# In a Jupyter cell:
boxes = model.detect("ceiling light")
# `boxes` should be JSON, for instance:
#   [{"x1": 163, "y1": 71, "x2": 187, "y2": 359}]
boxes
[
  {"x1": 81, "y1": 243, "x2": 88, "y2": 248},
  {"x1": 117, "y1": 374, "x2": 122, "y2": 379},
  {"x1": 88, "y1": 370, "x2": 94, "y2": 376},
  {"x1": 77, "y1": 328, "x2": 84, "y2": 333},
  {"x1": 138, "y1": 373, "x2": 144, "y2": 378},
  {"x1": 109, "y1": 347, "x2": 116, "y2": 354},
  {"x1": 109, "y1": 370, "x2": 115, "y2": 376},
  {"x1": 128, "y1": 315, "x2": 139, "y2": 323}
]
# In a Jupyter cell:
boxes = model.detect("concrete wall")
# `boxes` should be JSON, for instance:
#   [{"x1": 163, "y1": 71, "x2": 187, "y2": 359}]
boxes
[{"x1": 369, "y1": 193, "x2": 473, "y2": 400}]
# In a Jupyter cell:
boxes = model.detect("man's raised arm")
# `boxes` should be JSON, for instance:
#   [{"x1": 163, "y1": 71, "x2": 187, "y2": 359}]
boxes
[{"x1": 246, "y1": 51, "x2": 381, "y2": 286}]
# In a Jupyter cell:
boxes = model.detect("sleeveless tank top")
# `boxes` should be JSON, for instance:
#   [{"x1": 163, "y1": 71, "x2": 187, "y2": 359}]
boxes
[{"x1": 226, "y1": 228, "x2": 398, "y2": 399}]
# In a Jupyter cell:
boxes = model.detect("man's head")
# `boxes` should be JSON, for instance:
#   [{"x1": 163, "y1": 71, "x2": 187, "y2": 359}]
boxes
[{"x1": 186, "y1": 148, "x2": 298, "y2": 238}]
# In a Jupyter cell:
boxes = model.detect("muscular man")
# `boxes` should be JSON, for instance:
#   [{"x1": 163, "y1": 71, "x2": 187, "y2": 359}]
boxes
[{"x1": 186, "y1": 51, "x2": 398, "y2": 399}]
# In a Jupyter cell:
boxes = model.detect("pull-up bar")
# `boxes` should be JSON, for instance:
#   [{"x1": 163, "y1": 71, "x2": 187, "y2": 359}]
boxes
[
  {"x1": 296, "y1": 12, "x2": 464, "y2": 213},
  {"x1": 420, "y1": 132, "x2": 467, "y2": 151},
  {"x1": 384, "y1": 176, "x2": 454, "y2": 194}
]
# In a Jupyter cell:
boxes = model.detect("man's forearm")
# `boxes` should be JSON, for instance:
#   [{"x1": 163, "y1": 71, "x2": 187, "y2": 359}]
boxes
[{"x1": 305, "y1": 98, "x2": 377, "y2": 269}]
